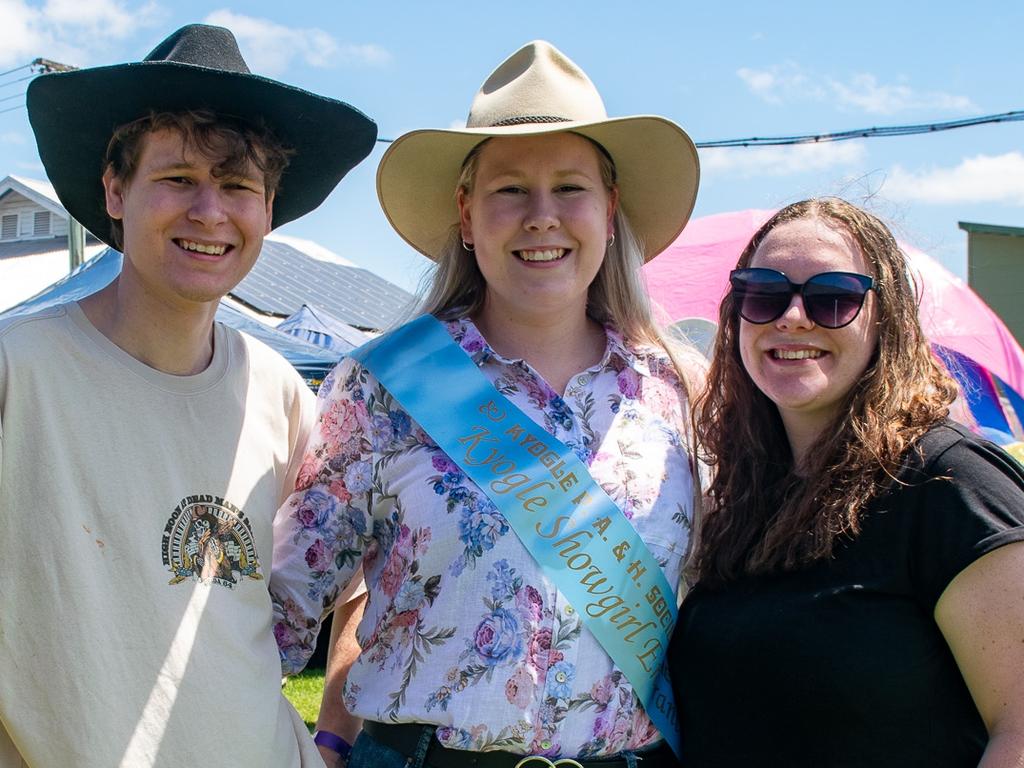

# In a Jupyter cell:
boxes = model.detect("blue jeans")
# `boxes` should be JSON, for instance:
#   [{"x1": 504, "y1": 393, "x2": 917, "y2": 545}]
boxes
[
  {"x1": 346, "y1": 726, "x2": 646, "y2": 768},
  {"x1": 347, "y1": 727, "x2": 433, "y2": 768}
]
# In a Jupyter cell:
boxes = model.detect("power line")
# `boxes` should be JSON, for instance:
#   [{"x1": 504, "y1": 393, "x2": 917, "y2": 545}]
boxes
[
  {"x1": 0, "y1": 63, "x2": 32, "y2": 79},
  {"x1": 0, "y1": 58, "x2": 75, "y2": 89},
  {"x1": 0, "y1": 59, "x2": 75, "y2": 116},
  {"x1": 5, "y1": 53, "x2": 1023, "y2": 150},
  {"x1": 696, "y1": 109, "x2": 1024, "y2": 148},
  {"x1": 375, "y1": 107, "x2": 1024, "y2": 147},
  {"x1": 0, "y1": 73, "x2": 36, "y2": 91}
]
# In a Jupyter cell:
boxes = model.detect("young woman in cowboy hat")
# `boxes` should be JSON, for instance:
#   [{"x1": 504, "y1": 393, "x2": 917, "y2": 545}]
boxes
[
  {"x1": 671, "y1": 199, "x2": 1024, "y2": 766},
  {"x1": 270, "y1": 40, "x2": 701, "y2": 768}
]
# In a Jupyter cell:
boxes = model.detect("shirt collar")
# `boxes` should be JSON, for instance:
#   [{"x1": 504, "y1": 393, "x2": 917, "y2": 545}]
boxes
[{"x1": 446, "y1": 315, "x2": 653, "y2": 377}]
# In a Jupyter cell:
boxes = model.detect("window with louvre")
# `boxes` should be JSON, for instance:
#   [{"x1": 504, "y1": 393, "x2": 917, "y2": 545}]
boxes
[
  {"x1": 33, "y1": 211, "x2": 50, "y2": 236},
  {"x1": 1, "y1": 214, "x2": 17, "y2": 240}
]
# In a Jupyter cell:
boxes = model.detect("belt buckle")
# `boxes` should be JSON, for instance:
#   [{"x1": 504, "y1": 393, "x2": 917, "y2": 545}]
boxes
[{"x1": 514, "y1": 758, "x2": 584, "y2": 768}]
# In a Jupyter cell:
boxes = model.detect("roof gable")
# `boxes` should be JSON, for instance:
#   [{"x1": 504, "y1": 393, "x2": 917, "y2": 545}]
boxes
[{"x1": 0, "y1": 175, "x2": 68, "y2": 219}]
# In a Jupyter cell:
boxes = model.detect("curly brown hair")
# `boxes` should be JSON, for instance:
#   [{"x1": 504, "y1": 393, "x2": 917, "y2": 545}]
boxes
[{"x1": 691, "y1": 198, "x2": 959, "y2": 586}]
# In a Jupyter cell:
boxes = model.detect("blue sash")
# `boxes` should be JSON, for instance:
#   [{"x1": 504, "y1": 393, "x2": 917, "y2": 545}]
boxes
[{"x1": 349, "y1": 314, "x2": 681, "y2": 757}]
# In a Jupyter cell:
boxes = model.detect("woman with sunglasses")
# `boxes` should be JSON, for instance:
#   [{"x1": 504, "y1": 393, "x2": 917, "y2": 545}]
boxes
[{"x1": 670, "y1": 198, "x2": 1024, "y2": 767}]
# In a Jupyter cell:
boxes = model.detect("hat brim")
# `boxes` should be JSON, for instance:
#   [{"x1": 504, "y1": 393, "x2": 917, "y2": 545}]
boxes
[
  {"x1": 376, "y1": 116, "x2": 699, "y2": 262},
  {"x1": 28, "y1": 62, "x2": 377, "y2": 247}
]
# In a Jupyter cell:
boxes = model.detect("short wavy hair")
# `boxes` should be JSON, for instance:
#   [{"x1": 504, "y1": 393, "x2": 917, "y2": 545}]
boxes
[
  {"x1": 691, "y1": 198, "x2": 959, "y2": 586},
  {"x1": 104, "y1": 109, "x2": 291, "y2": 250}
]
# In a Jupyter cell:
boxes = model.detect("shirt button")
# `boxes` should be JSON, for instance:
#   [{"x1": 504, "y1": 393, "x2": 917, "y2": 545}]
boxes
[
  {"x1": 576, "y1": 374, "x2": 589, "y2": 385},
  {"x1": 564, "y1": 605, "x2": 575, "y2": 615},
  {"x1": 541, "y1": 739, "x2": 553, "y2": 750}
]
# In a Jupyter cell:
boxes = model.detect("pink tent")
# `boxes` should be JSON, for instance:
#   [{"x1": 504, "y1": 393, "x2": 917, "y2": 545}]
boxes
[{"x1": 642, "y1": 209, "x2": 1024, "y2": 397}]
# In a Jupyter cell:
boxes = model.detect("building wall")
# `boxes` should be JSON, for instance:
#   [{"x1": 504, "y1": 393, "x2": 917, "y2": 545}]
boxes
[
  {"x1": 967, "y1": 229, "x2": 1024, "y2": 346},
  {"x1": 0, "y1": 193, "x2": 67, "y2": 241}
]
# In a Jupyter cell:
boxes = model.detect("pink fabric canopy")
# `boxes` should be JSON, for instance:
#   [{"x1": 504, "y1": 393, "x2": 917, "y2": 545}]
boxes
[{"x1": 642, "y1": 209, "x2": 1024, "y2": 396}]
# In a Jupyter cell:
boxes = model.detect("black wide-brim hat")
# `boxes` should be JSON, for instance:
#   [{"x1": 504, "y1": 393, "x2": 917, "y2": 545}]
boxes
[{"x1": 27, "y1": 24, "x2": 377, "y2": 248}]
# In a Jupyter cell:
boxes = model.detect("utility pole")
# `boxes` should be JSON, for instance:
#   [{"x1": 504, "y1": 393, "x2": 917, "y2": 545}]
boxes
[
  {"x1": 32, "y1": 58, "x2": 77, "y2": 74},
  {"x1": 68, "y1": 217, "x2": 85, "y2": 270},
  {"x1": 31, "y1": 58, "x2": 84, "y2": 269}
]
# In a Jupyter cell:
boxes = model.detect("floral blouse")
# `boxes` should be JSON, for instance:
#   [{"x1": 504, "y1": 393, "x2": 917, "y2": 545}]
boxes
[{"x1": 270, "y1": 317, "x2": 696, "y2": 758}]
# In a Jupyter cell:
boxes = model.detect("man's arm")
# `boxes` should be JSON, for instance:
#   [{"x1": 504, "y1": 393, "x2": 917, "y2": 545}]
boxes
[{"x1": 316, "y1": 592, "x2": 367, "y2": 768}]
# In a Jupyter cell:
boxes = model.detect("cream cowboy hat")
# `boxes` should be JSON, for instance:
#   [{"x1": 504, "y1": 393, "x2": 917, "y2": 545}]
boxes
[{"x1": 376, "y1": 40, "x2": 699, "y2": 262}]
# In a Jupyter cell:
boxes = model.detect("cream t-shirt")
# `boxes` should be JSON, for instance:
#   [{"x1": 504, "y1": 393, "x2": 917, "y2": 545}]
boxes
[{"x1": 0, "y1": 303, "x2": 321, "y2": 767}]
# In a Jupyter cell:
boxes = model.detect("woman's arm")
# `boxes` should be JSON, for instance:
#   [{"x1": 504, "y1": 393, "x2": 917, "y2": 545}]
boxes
[
  {"x1": 316, "y1": 591, "x2": 367, "y2": 768},
  {"x1": 270, "y1": 359, "x2": 374, "y2": 675},
  {"x1": 936, "y1": 540, "x2": 1024, "y2": 767}
]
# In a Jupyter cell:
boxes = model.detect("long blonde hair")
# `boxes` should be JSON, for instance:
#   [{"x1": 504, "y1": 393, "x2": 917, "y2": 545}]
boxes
[{"x1": 418, "y1": 135, "x2": 704, "y2": 393}]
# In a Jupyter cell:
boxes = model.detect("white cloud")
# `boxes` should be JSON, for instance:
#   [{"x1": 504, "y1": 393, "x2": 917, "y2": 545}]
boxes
[
  {"x1": 204, "y1": 10, "x2": 391, "y2": 76},
  {"x1": 0, "y1": 0, "x2": 44, "y2": 65},
  {"x1": 700, "y1": 141, "x2": 867, "y2": 178},
  {"x1": 883, "y1": 152, "x2": 1024, "y2": 205},
  {"x1": 0, "y1": 0, "x2": 163, "y2": 68},
  {"x1": 336, "y1": 43, "x2": 391, "y2": 67},
  {"x1": 828, "y1": 73, "x2": 977, "y2": 115},
  {"x1": 737, "y1": 62, "x2": 822, "y2": 105},
  {"x1": 0, "y1": 131, "x2": 25, "y2": 144},
  {"x1": 41, "y1": 0, "x2": 161, "y2": 39},
  {"x1": 737, "y1": 63, "x2": 975, "y2": 115}
]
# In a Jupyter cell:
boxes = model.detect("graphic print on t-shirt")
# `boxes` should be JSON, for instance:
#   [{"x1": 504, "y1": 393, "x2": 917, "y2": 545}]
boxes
[{"x1": 162, "y1": 494, "x2": 263, "y2": 588}]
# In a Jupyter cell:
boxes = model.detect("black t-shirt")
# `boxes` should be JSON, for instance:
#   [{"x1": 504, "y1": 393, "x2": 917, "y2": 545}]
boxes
[{"x1": 670, "y1": 421, "x2": 1024, "y2": 767}]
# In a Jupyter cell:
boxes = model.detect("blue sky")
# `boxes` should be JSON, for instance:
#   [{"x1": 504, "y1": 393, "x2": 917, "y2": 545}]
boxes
[{"x1": 1, "y1": 0, "x2": 1021, "y2": 292}]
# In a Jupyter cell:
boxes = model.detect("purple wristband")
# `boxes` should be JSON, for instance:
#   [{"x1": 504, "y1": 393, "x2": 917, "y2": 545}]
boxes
[{"x1": 314, "y1": 730, "x2": 353, "y2": 759}]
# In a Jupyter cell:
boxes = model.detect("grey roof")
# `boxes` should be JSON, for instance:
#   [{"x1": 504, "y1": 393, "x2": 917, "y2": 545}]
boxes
[
  {"x1": 231, "y1": 239, "x2": 414, "y2": 331},
  {"x1": 959, "y1": 221, "x2": 1024, "y2": 239},
  {"x1": 0, "y1": 234, "x2": 100, "y2": 260}
]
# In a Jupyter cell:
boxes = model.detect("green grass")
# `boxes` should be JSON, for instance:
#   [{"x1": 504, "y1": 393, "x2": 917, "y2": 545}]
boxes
[{"x1": 283, "y1": 669, "x2": 326, "y2": 731}]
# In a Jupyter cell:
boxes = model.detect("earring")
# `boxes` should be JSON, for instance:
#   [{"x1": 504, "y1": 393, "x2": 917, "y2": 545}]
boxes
[
  {"x1": 462, "y1": 239, "x2": 475, "y2": 252},
  {"x1": 606, "y1": 233, "x2": 616, "y2": 249}
]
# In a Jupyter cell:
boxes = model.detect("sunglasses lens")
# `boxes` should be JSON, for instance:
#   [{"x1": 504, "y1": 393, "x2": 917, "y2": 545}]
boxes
[
  {"x1": 803, "y1": 273, "x2": 871, "y2": 328},
  {"x1": 731, "y1": 270, "x2": 791, "y2": 324},
  {"x1": 731, "y1": 269, "x2": 872, "y2": 328}
]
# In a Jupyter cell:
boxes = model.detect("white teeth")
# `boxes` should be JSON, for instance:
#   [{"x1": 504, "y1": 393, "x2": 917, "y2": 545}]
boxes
[
  {"x1": 517, "y1": 248, "x2": 566, "y2": 262},
  {"x1": 178, "y1": 239, "x2": 227, "y2": 256},
  {"x1": 773, "y1": 349, "x2": 824, "y2": 360}
]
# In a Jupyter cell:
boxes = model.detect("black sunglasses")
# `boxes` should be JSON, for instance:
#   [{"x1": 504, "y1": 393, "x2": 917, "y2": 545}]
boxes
[{"x1": 729, "y1": 268, "x2": 875, "y2": 329}]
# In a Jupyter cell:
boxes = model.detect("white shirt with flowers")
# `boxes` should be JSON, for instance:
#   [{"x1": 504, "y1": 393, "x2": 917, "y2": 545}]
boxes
[{"x1": 270, "y1": 317, "x2": 695, "y2": 758}]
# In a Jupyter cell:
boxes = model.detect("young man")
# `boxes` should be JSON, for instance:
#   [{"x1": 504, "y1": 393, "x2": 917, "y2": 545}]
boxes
[{"x1": 0, "y1": 24, "x2": 375, "y2": 767}]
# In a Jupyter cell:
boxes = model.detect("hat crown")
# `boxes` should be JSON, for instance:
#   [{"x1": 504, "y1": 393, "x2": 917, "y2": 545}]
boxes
[
  {"x1": 27, "y1": 22, "x2": 377, "y2": 247},
  {"x1": 143, "y1": 24, "x2": 251, "y2": 74},
  {"x1": 466, "y1": 40, "x2": 608, "y2": 128}
]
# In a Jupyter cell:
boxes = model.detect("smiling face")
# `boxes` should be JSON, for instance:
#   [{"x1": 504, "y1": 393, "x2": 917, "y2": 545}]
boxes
[
  {"x1": 739, "y1": 215, "x2": 879, "y2": 448},
  {"x1": 457, "y1": 132, "x2": 618, "y2": 322},
  {"x1": 102, "y1": 127, "x2": 274, "y2": 311}
]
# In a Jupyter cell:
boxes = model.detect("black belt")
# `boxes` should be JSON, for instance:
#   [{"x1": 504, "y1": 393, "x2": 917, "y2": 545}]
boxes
[{"x1": 361, "y1": 720, "x2": 676, "y2": 767}]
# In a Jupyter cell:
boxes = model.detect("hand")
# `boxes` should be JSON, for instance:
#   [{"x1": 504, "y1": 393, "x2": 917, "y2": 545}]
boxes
[{"x1": 317, "y1": 743, "x2": 347, "y2": 768}]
